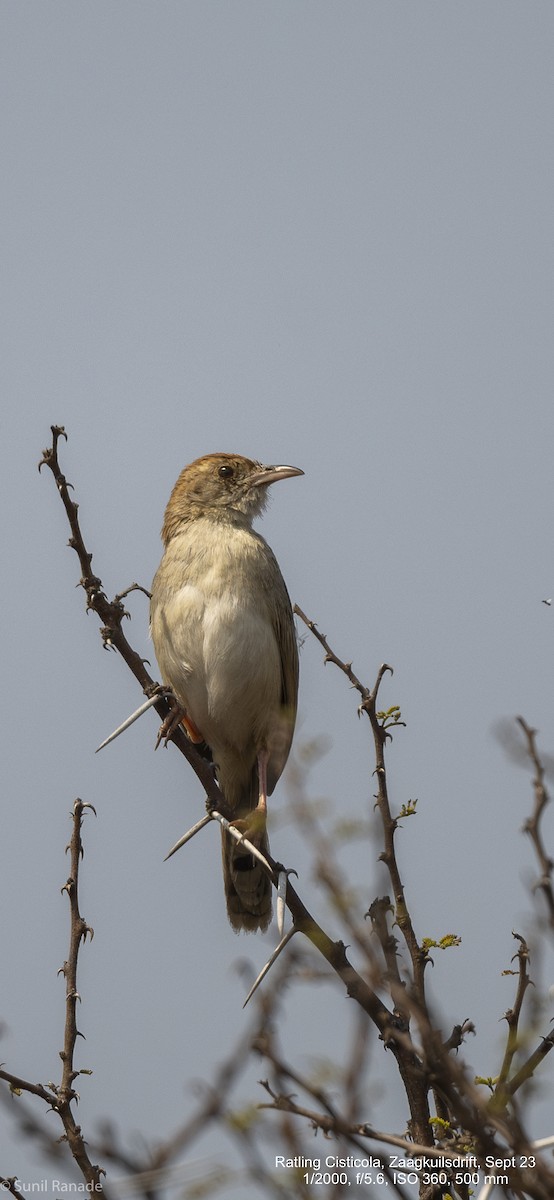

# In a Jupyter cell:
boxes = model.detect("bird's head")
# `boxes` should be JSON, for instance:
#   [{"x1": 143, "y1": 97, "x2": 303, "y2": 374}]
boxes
[{"x1": 161, "y1": 452, "x2": 304, "y2": 543}]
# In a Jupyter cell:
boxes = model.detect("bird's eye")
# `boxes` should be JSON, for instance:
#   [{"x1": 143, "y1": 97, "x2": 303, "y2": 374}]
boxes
[{"x1": 218, "y1": 464, "x2": 234, "y2": 479}]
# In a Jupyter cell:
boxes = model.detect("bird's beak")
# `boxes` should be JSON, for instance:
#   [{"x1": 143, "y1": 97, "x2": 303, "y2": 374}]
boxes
[{"x1": 250, "y1": 464, "x2": 304, "y2": 488}]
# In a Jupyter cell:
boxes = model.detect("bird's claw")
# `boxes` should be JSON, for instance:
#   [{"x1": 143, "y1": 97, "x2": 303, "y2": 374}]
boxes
[
  {"x1": 155, "y1": 700, "x2": 185, "y2": 748},
  {"x1": 230, "y1": 804, "x2": 268, "y2": 847},
  {"x1": 155, "y1": 700, "x2": 205, "y2": 750}
]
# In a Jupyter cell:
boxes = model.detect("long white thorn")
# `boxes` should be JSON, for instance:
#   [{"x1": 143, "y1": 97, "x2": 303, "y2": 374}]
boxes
[
  {"x1": 211, "y1": 811, "x2": 272, "y2": 871},
  {"x1": 276, "y1": 868, "x2": 298, "y2": 936},
  {"x1": 277, "y1": 870, "x2": 288, "y2": 937},
  {"x1": 95, "y1": 693, "x2": 166, "y2": 752},
  {"x1": 243, "y1": 927, "x2": 298, "y2": 1007},
  {"x1": 164, "y1": 815, "x2": 213, "y2": 861}
]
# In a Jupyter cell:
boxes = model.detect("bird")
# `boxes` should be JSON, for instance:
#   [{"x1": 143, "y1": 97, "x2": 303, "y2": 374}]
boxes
[{"x1": 150, "y1": 452, "x2": 303, "y2": 932}]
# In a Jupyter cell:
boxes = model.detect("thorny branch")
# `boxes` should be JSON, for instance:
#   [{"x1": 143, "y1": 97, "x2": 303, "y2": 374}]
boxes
[
  {"x1": 293, "y1": 607, "x2": 554, "y2": 1198},
  {"x1": 37, "y1": 429, "x2": 399, "y2": 1034},
  {"x1": 0, "y1": 800, "x2": 108, "y2": 1194},
  {"x1": 493, "y1": 932, "x2": 533, "y2": 1109},
  {"x1": 56, "y1": 799, "x2": 105, "y2": 1188},
  {"x1": 3, "y1": 425, "x2": 549, "y2": 1199},
  {"x1": 517, "y1": 716, "x2": 554, "y2": 930},
  {"x1": 89, "y1": 942, "x2": 327, "y2": 1197},
  {"x1": 293, "y1": 606, "x2": 424, "y2": 1004},
  {"x1": 38, "y1": 425, "x2": 220, "y2": 806},
  {"x1": 0, "y1": 1181, "x2": 20, "y2": 1199},
  {"x1": 293, "y1": 606, "x2": 433, "y2": 1141}
]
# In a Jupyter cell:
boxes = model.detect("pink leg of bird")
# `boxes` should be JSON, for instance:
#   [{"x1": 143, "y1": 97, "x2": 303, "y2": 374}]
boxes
[{"x1": 257, "y1": 747, "x2": 269, "y2": 819}]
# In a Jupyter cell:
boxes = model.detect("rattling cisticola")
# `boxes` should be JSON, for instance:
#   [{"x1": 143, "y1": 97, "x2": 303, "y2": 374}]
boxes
[{"x1": 150, "y1": 452, "x2": 303, "y2": 931}]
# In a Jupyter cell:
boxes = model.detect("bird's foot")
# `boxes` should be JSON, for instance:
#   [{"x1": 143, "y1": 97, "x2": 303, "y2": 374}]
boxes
[
  {"x1": 155, "y1": 701, "x2": 204, "y2": 749},
  {"x1": 231, "y1": 801, "x2": 268, "y2": 847}
]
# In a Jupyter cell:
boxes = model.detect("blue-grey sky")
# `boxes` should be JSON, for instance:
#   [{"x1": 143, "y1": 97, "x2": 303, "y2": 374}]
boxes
[{"x1": 2, "y1": 2, "x2": 554, "y2": 1195}]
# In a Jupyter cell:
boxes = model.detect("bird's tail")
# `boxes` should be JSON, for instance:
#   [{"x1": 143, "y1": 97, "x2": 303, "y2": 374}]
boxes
[
  {"x1": 221, "y1": 829, "x2": 272, "y2": 933},
  {"x1": 220, "y1": 768, "x2": 272, "y2": 933}
]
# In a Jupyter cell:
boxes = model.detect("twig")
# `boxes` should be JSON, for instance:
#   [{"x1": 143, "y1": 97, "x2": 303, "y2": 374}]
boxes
[
  {"x1": 293, "y1": 607, "x2": 424, "y2": 999},
  {"x1": 0, "y1": 800, "x2": 107, "y2": 1192},
  {"x1": 55, "y1": 799, "x2": 106, "y2": 1188},
  {"x1": 124, "y1": 949, "x2": 297, "y2": 1178},
  {"x1": 39, "y1": 426, "x2": 222, "y2": 809},
  {"x1": 493, "y1": 933, "x2": 532, "y2": 1106},
  {"x1": 0, "y1": 1181, "x2": 21, "y2": 1198},
  {"x1": 294, "y1": 605, "x2": 432, "y2": 1143},
  {"x1": 257, "y1": 1080, "x2": 411, "y2": 1199},
  {"x1": 517, "y1": 717, "x2": 554, "y2": 929},
  {"x1": 503, "y1": 1028, "x2": 554, "y2": 1100},
  {"x1": 0, "y1": 1069, "x2": 54, "y2": 1105},
  {"x1": 293, "y1": 604, "x2": 372, "y2": 710}
]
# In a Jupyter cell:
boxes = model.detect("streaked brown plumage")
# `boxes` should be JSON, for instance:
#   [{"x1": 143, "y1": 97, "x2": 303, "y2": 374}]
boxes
[{"x1": 150, "y1": 452, "x2": 302, "y2": 931}]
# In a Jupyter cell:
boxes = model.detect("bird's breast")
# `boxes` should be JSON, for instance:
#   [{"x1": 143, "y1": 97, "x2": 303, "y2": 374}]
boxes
[{"x1": 150, "y1": 520, "x2": 285, "y2": 752}]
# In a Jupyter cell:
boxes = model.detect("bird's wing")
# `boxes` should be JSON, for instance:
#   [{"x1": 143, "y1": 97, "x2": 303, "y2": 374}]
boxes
[
  {"x1": 275, "y1": 588, "x2": 299, "y2": 718},
  {"x1": 266, "y1": 562, "x2": 299, "y2": 796}
]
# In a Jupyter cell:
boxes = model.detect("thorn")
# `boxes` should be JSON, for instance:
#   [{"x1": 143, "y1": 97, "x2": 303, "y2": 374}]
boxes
[
  {"x1": 276, "y1": 868, "x2": 298, "y2": 937},
  {"x1": 243, "y1": 927, "x2": 298, "y2": 1007},
  {"x1": 277, "y1": 871, "x2": 287, "y2": 937},
  {"x1": 164, "y1": 814, "x2": 213, "y2": 860},
  {"x1": 113, "y1": 582, "x2": 152, "y2": 604},
  {"x1": 95, "y1": 693, "x2": 168, "y2": 752},
  {"x1": 211, "y1": 811, "x2": 272, "y2": 871}
]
